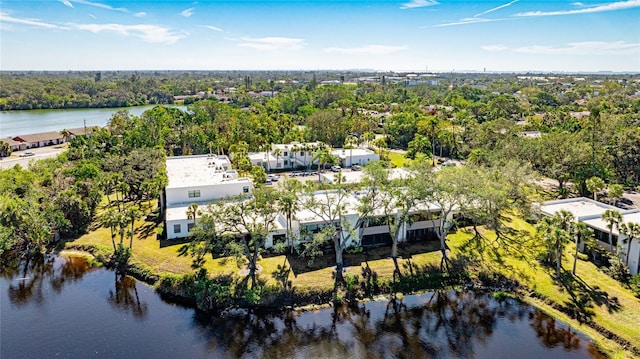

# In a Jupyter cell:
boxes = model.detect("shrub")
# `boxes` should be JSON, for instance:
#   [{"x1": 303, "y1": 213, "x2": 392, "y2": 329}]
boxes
[
  {"x1": 630, "y1": 274, "x2": 640, "y2": 297},
  {"x1": 606, "y1": 256, "x2": 631, "y2": 284}
]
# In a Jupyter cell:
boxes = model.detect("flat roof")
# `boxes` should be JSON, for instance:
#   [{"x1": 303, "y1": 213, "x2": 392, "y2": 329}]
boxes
[
  {"x1": 296, "y1": 189, "x2": 440, "y2": 224},
  {"x1": 332, "y1": 148, "x2": 378, "y2": 158},
  {"x1": 583, "y1": 211, "x2": 640, "y2": 235},
  {"x1": 540, "y1": 197, "x2": 623, "y2": 220},
  {"x1": 321, "y1": 168, "x2": 411, "y2": 184},
  {"x1": 166, "y1": 154, "x2": 251, "y2": 189},
  {"x1": 166, "y1": 201, "x2": 287, "y2": 231}
]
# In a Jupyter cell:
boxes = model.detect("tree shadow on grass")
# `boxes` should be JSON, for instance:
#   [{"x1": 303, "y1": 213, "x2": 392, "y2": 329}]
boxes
[{"x1": 556, "y1": 271, "x2": 621, "y2": 322}]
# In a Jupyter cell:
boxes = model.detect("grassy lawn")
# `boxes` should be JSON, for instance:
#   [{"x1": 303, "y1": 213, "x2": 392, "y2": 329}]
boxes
[
  {"x1": 445, "y1": 217, "x2": 640, "y2": 358},
  {"x1": 385, "y1": 151, "x2": 412, "y2": 168},
  {"x1": 69, "y1": 205, "x2": 639, "y2": 357}
]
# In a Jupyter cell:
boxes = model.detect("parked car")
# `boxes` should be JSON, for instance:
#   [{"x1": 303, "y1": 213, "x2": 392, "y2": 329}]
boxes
[
  {"x1": 351, "y1": 165, "x2": 361, "y2": 171},
  {"x1": 267, "y1": 174, "x2": 280, "y2": 182},
  {"x1": 19, "y1": 152, "x2": 35, "y2": 157},
  {"x1": 331, "y1": 165, "x2": 342, "y2": 172}
]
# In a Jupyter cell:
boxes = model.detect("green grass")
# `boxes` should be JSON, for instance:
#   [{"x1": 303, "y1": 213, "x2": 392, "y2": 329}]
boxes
[
  {"x1": 446, "y1": 217, "x2": 640, "y2": 358},
  {"x1": 386, "y1": 151, "x2": 412, "y2": 168},
  {"x1": 70, "y1": 204, "x2": 640, "y2": 358}
]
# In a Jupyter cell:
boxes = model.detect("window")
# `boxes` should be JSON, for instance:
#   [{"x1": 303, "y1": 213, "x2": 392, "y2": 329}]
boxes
[
  {"x1": 283, "y1": 151, "x2": 288, "y2": 156},
  {"x1": 187, "y1": 223, "x2": 195, "y2": 232},
  {"x1": 174, "y1": 224, "x2": 181, "y2": 234},
  {"x1": 188, "y1": 190, "x2": 201, "y2": 198},
  {"x1": 273, "y1": 234, "x2": 286, "y2": 246},
  {"x1": 300, "y1": 151, "x2": 304, "y2": 156},
  {"x1": 243, "y1": 186, "x2": 249, "y2": 193}
]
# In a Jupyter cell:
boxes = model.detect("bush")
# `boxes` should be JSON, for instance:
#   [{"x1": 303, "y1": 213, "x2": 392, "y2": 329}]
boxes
[
  {"x1": 630, "y1": 274, "x2": 640, "y2": 297},
  {"x1": 606, "y1": 256, "x2": 631, "y2": 284}
]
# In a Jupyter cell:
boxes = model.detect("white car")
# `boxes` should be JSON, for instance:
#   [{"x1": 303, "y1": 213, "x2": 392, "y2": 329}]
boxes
[
  {"x1": 19, "y1": 152, "x2": 35, "y2": 157},
  {"x1": 331, "y1": 165, "x2": 342, "y2": 172},
  {"x1": 267, "y1": 174, "x2": 280, "y2": 182}
]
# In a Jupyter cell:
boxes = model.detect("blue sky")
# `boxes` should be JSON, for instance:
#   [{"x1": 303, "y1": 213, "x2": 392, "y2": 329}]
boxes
[{"x1": 1, "y1": 0, "x2": 639, "y2": 72}]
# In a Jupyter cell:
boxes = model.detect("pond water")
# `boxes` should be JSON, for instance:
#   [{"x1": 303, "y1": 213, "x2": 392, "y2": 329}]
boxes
[
  {"x1": 0, "y1": 105, "x2": 187, "y2": 137},
  {"x1": 1, "y1": 255, "x2": 603, "y2": 359}
]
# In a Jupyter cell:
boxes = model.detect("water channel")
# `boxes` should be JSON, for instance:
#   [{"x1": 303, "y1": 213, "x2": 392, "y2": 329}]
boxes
[
  {"x1": 1, "y1": 255, "x2": 602, "y2": 359},
  {"x1": 0, "y1": 105, "x2": 187, "y2": 137}
]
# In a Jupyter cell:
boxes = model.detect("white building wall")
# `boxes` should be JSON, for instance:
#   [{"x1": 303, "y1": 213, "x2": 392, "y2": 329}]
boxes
[
  {"x1": 626, "y1": 237, "x2": 640, "y2": 275},
  {"x1": 166, "y1": 218, "x2": 195, "y2": 240},
  {"x1": 166, "y1": 180, "x2": 252, "y2": 205}
]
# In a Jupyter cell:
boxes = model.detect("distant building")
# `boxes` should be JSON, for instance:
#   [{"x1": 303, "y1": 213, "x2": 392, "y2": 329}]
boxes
[
  {"x1": 2, "y1": 137, "x2": 27, "y2": 152},
  {"x1": 332, "y1": 148, "x2": 380, "y2": 167},
  {"x1": 13, "y1": 131, "x2": 65, "y2": 148}
]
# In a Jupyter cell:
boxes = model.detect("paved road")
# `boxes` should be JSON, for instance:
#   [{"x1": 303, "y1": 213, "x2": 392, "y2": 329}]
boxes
[{"x1": 0, "y1": 145, "x2": 67, "y2": 169}]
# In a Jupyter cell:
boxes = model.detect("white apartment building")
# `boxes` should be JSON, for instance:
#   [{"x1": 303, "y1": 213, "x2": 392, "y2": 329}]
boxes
[
  {"x1": 162, "y1": 154, "x2": 253, "y2": 240},
  {"x1": 539, "y1": 197, "x2": 640, "y2": 275}
]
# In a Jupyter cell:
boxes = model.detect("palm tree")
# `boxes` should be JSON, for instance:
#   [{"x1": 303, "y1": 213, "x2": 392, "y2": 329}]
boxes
[
  {"x1": 345, "y1": 135, "x2": 359, "y2": 167},
  {"x1": 311, "y1": 146, "x2": 334, "y2": 183},
  {"x1": 537, "y1": 216, "x2": 559, "y2": 265},
  {"x1": 126, "y1": 206, "x2": 142, "y2": 248},
  {"x1": 60, "y1": 129, "x2": 72, "y2": 143},
  {"x1": 601, "y1": 209, "x2": 623, "y2": 253},
  {"x1": 554, "y1": 210, "x2": 574, "y2": 232},
  {"x1": 550, "y1": 227, "x2": 570, "y2": 277},
  {"x1": 278, "y1": 179, "x2": 301, "y2": 253},
  {"x1": 586, "y1": 176, "x2": 606, "y2": 201},
  {"x1": 0, "y1": 140, "x2": 11, "y2": 157},
  {"x1": 619, "y1": 222, "x2": 640, "y2": 265},
  {"x1": 186, "y1": 203, "x2": 199, "y2": 226},
  {"x1": 570, "y1": 222, "x2": 592, "y2": 275},
  {"x1": 272, "y1": 148, "x2": 282, "y2": 169}
]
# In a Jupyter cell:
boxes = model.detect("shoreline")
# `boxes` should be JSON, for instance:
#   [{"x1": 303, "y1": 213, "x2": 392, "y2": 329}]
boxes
[{"x1": 60, "y1": 244, "x2": 634, "y2": 357}]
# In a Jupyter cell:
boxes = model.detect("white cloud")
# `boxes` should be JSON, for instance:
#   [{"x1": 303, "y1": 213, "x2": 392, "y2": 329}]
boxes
[
  {"x1": 134, "y1": 12, "x2": 146, "y2": 18},
  {"x1": 201, "y1": 25, "x2": 223, "y2": 32},
  {"x1": 180, "y1": 7, "x2": 194, "y2": 17},
  {"x1": 400, "y1": 0, "x2": 439, "y2": 9},
  {"x1": 515, "y1": 0, "x2": 640, "y2": 17},
  {"x1": 88, "y1": 13, "x2": 96, "y2": 19},
  {"x1": 61, "y1": 0, "x2": 74, "y2": 8},
  {"x1": 238, "y1": 37, "x2": 305, "y2": 50},
  {"x1": 473, "y1": 0, "x2": 518, "y2": 17},
  {"x1": 481, "y1": 44, "x2": 509, "y2": 52},
  {"x1": 432, "y1": 17, "x2": 506, "y2": 27},
  {"x1": 323, "y1": 45, "x2": 408, "y2": 55},
  {"x1": 72, "y1": 0, "x2": 128, "y2": 12},
  {"x1": 572, "y1": 2, "x2": 584, "y2": 6},
  {"x1": 514, "y1": 41, "x2": 640, "y2": 55},
  {"x1": 69, "y1": 23, "x2": 187, "y2": 44},
  {"x1": 0, "y1": 11, "x2": 64, "y2": 29}
]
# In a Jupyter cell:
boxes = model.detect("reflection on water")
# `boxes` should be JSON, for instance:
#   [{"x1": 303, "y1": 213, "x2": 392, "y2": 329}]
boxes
[
  {"x1": 192, "y1": 291, "x2": 602, "y2": 359},
  {"x1": 1, "y1": 256, "x2": 602, "y2": 359}
]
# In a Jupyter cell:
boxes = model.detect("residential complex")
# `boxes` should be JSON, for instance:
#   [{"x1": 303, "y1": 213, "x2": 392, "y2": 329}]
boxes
[
  {"x1": 162, "y1": 153, "x2": 444, "y2": 248},
  {"x1": 540, "y1": 197, "x2": 640, "y2": 275},
  {"x1": 248, "y1": 142, "x2": 380, "y2": 171}
]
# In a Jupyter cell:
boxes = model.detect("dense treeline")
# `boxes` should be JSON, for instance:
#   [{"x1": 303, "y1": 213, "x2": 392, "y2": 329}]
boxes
[{"x1": 1, "y1": 72, "x2": 639, "y2": 260}]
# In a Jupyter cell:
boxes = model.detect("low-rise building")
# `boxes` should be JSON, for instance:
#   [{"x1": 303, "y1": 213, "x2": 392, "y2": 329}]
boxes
[
  {"x1": 13, "y1": 131, "x2": 65, "y2": 148},
  {"x1": 162, "y1": 154, "x2": 253, "y2": 240},
  {"x1": 539, "y1": 197, "x2": 640, "y2": 274}
]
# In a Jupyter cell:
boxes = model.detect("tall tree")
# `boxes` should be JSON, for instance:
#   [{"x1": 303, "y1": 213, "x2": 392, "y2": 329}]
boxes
[
  {"x1": 601, "y1": 209, "x2": 623, "y2": 253},
  {"x1": 570, "y1": 222, "x2": 592, "y2": 275},
  {"x1": 586, "y1": 176, "x2": 606, "y2": 201}
]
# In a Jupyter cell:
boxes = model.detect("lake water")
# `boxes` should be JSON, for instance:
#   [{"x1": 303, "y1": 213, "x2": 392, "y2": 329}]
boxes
[
  {"x1": 0, "y1": 255, "x2": 603, "y2": 359},
  {"x1": 0, "y1": 105, "x2": 187, "y2": 137}
]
